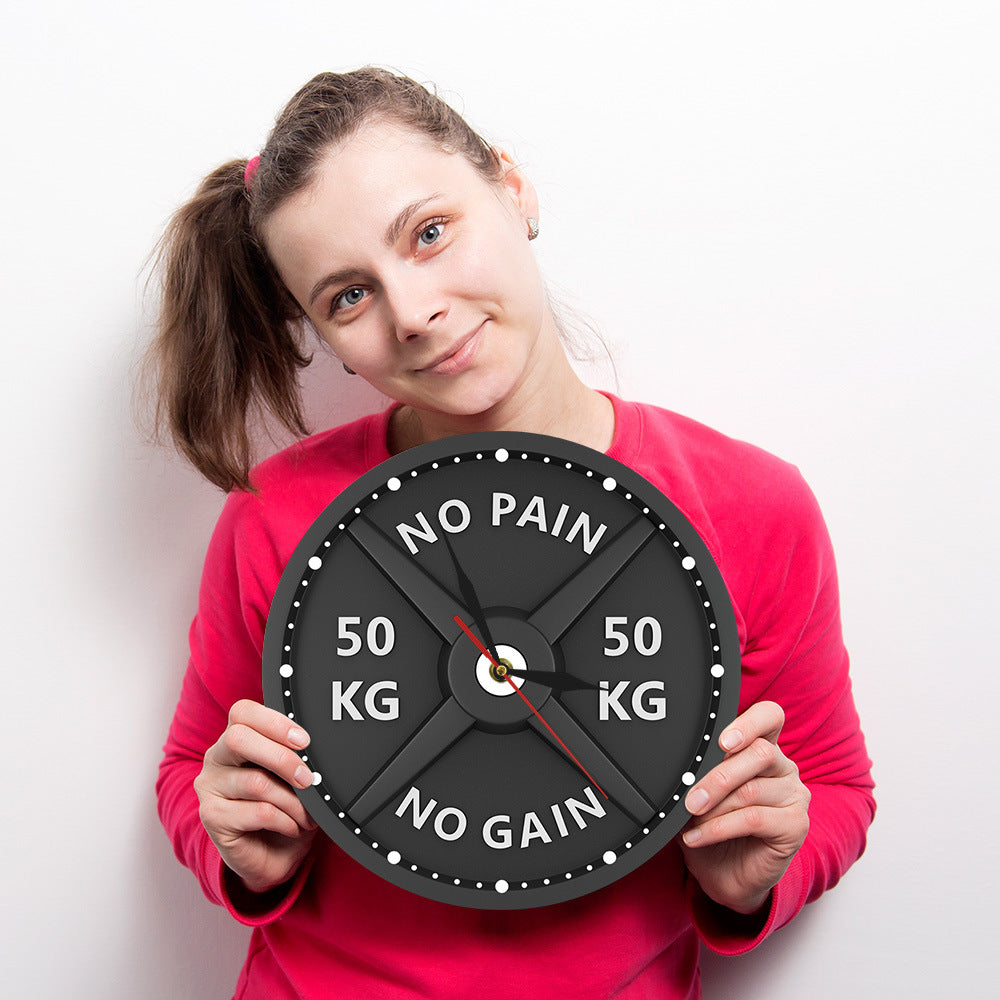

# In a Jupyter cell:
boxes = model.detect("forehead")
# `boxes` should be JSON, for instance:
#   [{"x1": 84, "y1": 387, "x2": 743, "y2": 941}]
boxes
[{"x1": 263, "y1": 121, "x2": 487, "y2": 270}]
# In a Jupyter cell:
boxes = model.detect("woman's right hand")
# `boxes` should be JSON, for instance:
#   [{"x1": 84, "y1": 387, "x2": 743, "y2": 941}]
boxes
[{"x1": 194, "y1": 699, "x2": 319, "y2": 895}]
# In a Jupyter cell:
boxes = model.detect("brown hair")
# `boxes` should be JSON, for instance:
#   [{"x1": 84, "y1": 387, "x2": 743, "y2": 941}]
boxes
[{"x1": 144, "y1": 67, "x2": 504, "y2": 492}]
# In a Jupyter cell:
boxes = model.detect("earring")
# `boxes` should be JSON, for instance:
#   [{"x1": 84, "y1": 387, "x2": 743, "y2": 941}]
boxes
[
  {"x1": 343, "y1": 362, "x2": 356, "y2": 375},
  {"x1": 527, "y1": 217, "x2": 539, "y2": 241}
]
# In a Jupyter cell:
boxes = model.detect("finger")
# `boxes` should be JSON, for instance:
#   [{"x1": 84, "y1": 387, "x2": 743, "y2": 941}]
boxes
[
  {"x1": 685, "y1": 737, "x2": 795, "y2": 816},
  {"x1": 687, "y1": 768, "x2": 807, "y2": 825},
  {"x1": 228, "y1": 699, "x2": 311, "y2": 751},
  {"x1": 209, "y1": 723, "x2": 315, "y2": 792},
  {"x1": 212, "y1": 765, "x2": 318, "y2": 831},
  {"x1": 205, "y1": 793, "x2": 313, "y2": 843},
  {"x1": 716, "y1": 701, "x2": 785, "y2": 758},
  {"x1": 681, "y1": 803, "x2": 809, "y2": 851}
]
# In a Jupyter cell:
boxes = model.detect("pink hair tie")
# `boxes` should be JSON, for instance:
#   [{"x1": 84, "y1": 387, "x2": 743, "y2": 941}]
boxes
[{"x1": 244, "y1": 155, "x2": 261, "y2": 192}]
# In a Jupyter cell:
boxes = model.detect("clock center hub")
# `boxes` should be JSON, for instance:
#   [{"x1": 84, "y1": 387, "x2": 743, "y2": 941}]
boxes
[
  {"x1": 476, "y1": 646, "x2": 526, "y2": 697},
  {"x1": 446, "y1": 612, "x2": 557, "y2": 729}
]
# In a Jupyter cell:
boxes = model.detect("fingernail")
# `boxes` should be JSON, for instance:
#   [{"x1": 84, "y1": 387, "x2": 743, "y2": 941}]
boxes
[
  {"x1": 683, "y1": 827, "x2": 703, "y2": 845},
  {"x1": 720, "y1": 729, "x2": 743, "y2": 751},
  {"x1": 686, "y1": 788, "x2": 710, "y2": 814},
  {"x1": 294, "y1": 765, "x2": 314, "y2": 787},
  {"x1": 288, "y1": 727, "x2": 309, "y2": 748}
]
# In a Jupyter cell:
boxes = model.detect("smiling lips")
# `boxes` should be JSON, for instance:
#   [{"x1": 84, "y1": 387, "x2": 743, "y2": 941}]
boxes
[{"x1": 418, "y1": 323, "x2": 485, "y2": 376}]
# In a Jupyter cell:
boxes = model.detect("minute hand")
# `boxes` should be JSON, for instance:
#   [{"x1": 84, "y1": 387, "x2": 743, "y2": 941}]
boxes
[{"x1": 441, "y1": 532, "x2": 500, "y2": 662}]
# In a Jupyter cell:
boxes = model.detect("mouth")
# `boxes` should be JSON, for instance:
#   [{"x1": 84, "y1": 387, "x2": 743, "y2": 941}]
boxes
[{"x1": 417, "y1": 322, "x2": 486, "y2": 376}]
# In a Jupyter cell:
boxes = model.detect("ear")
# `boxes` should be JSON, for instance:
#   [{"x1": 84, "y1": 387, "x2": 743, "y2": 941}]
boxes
[{"x1": 494, "y1": 147, "x2": 539, "y2": 224}]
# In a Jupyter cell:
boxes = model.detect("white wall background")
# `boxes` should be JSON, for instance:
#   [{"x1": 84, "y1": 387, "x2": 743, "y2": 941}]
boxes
[{"x1": 2, "y1": 1, "x2": 996, "y2": 996}]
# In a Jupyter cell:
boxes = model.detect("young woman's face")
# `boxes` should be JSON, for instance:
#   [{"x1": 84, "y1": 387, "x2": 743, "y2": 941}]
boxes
[{"x1": 263, "y1": 120, "x2": 550, "y2": 418}]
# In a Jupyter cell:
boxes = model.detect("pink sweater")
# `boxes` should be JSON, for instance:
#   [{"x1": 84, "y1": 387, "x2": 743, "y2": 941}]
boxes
[{"x1": 157, "y1": 393, "x2": 875, "y2": 999}]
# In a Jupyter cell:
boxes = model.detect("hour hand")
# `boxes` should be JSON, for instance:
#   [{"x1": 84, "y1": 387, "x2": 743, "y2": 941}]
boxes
[{"x1": 503, "y1": 667, "x2": 600, "y2": 692}]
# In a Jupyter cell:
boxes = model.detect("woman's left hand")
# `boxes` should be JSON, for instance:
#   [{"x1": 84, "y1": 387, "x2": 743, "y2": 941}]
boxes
[{"x1": 679, "y1": 701, "x2": 811, "y2": 916}]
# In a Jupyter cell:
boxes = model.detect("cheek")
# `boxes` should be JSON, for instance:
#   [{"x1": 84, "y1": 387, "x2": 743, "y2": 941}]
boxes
[
  {"x1": 458, "y1": 230, "x2": 544, "y2": 315},
  {"x1": 318, "y1": 319, "x2": 385, "y2": 372}
]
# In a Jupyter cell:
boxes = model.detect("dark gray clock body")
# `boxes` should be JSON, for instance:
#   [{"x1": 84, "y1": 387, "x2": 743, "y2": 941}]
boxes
[{"x1": 263, "y1": 432, "x2": 739, "y2": 909}]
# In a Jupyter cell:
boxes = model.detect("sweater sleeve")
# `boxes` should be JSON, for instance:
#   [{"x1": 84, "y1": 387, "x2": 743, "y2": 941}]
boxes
[
  {"x1": 154, "y1": 491, "x2": 313, "y2": 926},
  {"x1": 689, "y1": 467, "x2": 876, "y2": 954}
]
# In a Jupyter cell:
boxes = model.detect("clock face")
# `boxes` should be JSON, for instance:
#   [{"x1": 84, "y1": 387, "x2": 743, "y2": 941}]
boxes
[{"x1": 263, "y1": 432, "x2": 739, "y2": 909}]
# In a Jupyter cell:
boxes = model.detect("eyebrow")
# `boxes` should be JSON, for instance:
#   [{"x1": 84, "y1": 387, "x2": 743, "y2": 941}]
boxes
[
  {"x1": 308, "y1": 267, "x2": 366, "y2": 308},
  {"x1": 307, "y1": 194, "x2": 445, "y2": 307},
  {"x1": 383, "y1": 194, "x2": 443, "y2": 246}
]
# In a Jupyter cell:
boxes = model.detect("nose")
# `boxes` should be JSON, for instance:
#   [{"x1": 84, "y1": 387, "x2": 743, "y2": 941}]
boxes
[{"x1": 383, "y1": 267, "x2": 449, "y2": 342}]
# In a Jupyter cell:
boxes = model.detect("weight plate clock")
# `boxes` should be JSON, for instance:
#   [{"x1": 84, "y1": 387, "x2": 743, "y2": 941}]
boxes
[{"x1": 263, "y1": 432, "x2": 739, "y2": 909}]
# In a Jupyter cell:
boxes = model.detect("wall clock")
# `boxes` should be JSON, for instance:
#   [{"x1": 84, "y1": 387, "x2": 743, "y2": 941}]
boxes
[{"x1": 263, "y1": 432, "x2": 739, "y2": 909}]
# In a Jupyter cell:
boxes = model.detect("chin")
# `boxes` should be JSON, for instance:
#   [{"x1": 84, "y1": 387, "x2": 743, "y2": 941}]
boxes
[{"x1": 399, "y1": 369, "x2": 520, "y2": 421}]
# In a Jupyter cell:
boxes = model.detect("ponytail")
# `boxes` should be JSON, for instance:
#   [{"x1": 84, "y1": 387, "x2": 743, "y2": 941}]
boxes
[{"x1": 146, "y1": 160, "x2": 310, "y2": 492}]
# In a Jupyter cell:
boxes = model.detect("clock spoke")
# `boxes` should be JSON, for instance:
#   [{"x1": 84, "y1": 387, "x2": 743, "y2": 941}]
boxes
[
  {"x1": 527, "y1": 700, "x2": 657, "y2": 826},
  {"x1": 528, "y1": 517, "x2": 655, "y2": 643},
  {"x1": 347, "y1": 696, "x2": 476, "y2": 827},
  {"x1": 346, "y1": 516, "x2": 466, "y2": 643}
]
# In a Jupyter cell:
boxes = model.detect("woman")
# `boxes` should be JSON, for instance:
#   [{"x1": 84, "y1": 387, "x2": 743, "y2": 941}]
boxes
[{"x1": 153, "y1": 67, "x2": 874, "y2": 998}]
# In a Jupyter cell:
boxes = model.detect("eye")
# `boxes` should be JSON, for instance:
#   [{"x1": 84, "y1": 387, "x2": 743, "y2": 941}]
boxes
[
  {"x1": 418, "y1": 222, "x2": 443, "y2": 247},
  {"x1": 332, "y1": 286, "x2": 367, "y2": 314}
]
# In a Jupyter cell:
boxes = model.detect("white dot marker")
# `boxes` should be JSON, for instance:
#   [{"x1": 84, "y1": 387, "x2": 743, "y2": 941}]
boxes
[
  {"x1": 603, "y1": 850, "x2": 617, "y2": 865},
  {"x1": 308, "y1": 556, "x2": 322, "y2": 570},
  {"x1": 602, "y1": 476, "x2": 616, "y2": 491},
  {"x1": 387, "y1": 477, "x2": 401, "y2": 491},
  {"x1": 682, "y1": 771, "x2": 696, "y2": 785},
  {"x1": 681, "y1": 556, "x2": 696, "y2": 570},
  {"x1": 387, "y1": 851, "x2": 401, "y2": 865},
  {"x1": 711, "y1": 664, "x2": 725, "y2": 677},
  {"x1": 279, "y1": 664, "x2": 293, "y2": 678},
  {"x1": 495, "y1": 448, "x2": 509, "y2": 462},
  {"x1": 311, "y1": 771, "x2": 322, "y2": 785},
  {"x1": 495, "y1": 879, "x2": 509, "y2": 894}
]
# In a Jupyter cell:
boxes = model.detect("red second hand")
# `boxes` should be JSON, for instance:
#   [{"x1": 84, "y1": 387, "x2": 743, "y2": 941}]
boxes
[{"x1": 453, "y1": 616, "x2": 608, "y2": 800}]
